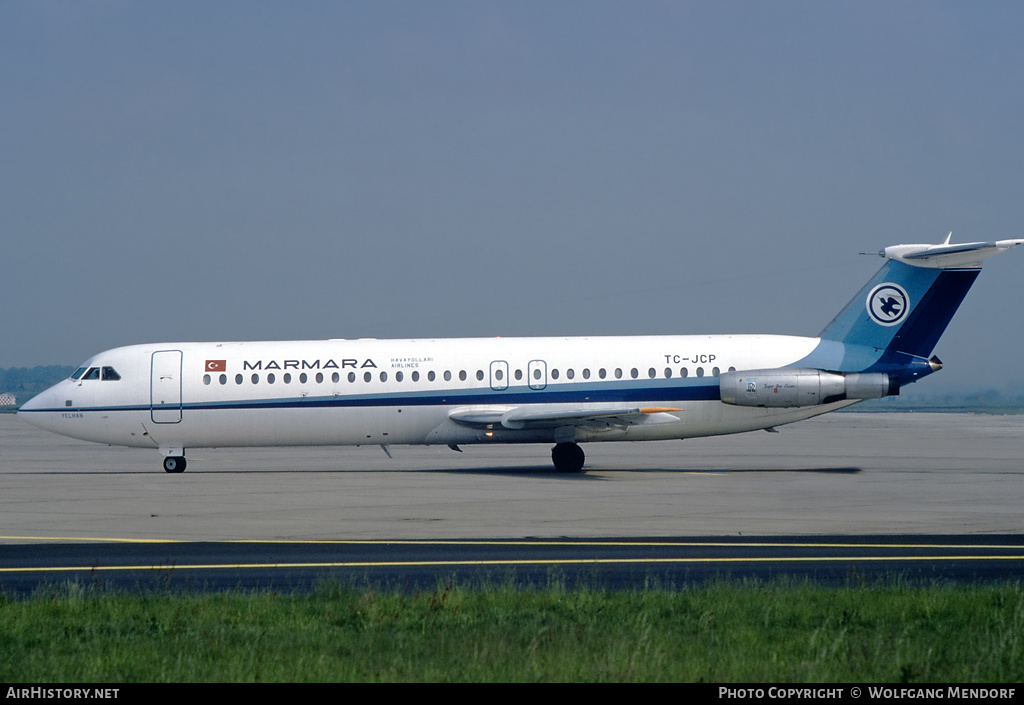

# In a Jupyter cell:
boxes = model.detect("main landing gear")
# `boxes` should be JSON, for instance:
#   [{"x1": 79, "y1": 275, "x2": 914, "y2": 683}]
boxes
[
  {"x1": 163, "y1": 455, "x2": 187, "y2": 473},
  {"x1": 551, "y1": 442, "x2": 586, "y2": 473}
]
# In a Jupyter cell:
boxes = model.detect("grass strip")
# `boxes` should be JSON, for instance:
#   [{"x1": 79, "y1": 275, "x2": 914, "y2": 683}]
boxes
[{"x1": 1, "y1": 578, "x2": 1022, "y2": 682}]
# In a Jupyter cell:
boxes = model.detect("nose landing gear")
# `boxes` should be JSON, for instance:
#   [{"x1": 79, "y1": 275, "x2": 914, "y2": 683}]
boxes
[{"x1": 163, "y1": 455, "x2": 187, "y2": 473}]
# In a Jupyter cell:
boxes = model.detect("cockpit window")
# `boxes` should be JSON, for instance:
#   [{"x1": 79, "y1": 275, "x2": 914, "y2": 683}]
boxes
[
  {"x1": 82, "y1": 367, "x2": 100, "y2": 381},
  {"x1": 101, "y1": 367, "x2": 121, "y2": 381},
  {"x1": 71, "y1": 367, "x2": 88, "y2": 380}
]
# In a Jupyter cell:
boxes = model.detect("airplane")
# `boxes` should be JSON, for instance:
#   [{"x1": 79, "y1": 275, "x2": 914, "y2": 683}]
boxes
[{"x1": 17, "y1": 236, "x2": 1023, "y2": 474}]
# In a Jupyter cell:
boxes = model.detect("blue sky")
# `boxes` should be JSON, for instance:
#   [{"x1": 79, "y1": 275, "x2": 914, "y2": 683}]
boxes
[{"x1": 3, "y1": 1, "x2": 1022, "y2": 391}]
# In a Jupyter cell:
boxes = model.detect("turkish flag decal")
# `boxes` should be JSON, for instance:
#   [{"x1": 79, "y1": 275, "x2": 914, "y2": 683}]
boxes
[{"x1": 206, "y1": 360, "x2": 226, "y2": 372}]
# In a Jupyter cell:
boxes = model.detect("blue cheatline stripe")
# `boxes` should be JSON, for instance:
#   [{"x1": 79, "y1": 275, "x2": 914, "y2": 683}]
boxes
[{"x1": 19, "y1": 381, "x2": 723, "y2": 415}]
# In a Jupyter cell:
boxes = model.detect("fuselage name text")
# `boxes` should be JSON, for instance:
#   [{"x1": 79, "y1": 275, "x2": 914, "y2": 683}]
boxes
[{"x1": 242, "y1": 358, "x2": 377, "y2": 371}]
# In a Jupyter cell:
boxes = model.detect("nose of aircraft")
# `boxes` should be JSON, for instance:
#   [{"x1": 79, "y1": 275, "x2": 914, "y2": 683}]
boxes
[
  {"x1": 17, "y1": 390, "x2": 44, "y2": 413},
  {"x1": 16, "y1": 384, "x2": 62, "y2": 430}
]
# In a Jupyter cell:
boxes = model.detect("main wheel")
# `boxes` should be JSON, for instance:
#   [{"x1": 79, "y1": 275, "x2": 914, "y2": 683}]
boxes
[
  {"x1": 551, "y1": 443, "x2": 585, "y2": 473},
  {"x1": 163, "y1": 456, "x2": 187, "y2": 473}
]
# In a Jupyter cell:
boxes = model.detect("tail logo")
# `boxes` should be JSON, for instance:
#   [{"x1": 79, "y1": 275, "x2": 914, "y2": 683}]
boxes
[{"x1": 866, "y1": 283, "x2": 910, "y2": 327}]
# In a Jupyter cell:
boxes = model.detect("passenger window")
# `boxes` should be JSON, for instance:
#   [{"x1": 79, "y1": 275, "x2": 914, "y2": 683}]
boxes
[
  {"x1": 664, "y1": 368, "x2": 672, "y2": 379},
  {"x1": 712, "y1": 367, "x2": 720, "y2": 377},
  {"x1": 251, "y1": 374, "x2": 260, "y2": 384},
  {"x1": 380, "y1": 371, "x2": 388, "y2": 382},
  {"x1": 630, "y1": 368, "x2": 638, "y2": 379},
  {"x1": 697, "y1": 367, "x2": 705, "y2": 378},
  {"x1": 583, "y1": 369, "x2": 591, "y2": 379},
  {"x1": 283, "y1": 373, "x2": 292, "y2": 384},
  {"x1": 598, "y1": 368, "x2": 606, "y2": 379},
  {"x1": 332, "y1": 372, "x2": 340, "y2": 383},
  {"x1": 566, "y1": 369, "x2": 574, "y2": 379},
  {"x1": 476, "y1": 370, "x2": 484, "y2": 381},
  {"x1": 412, "y1": 371, "x2": 420, "y2": 382},
  {"x1": 364, "y1": 372, "x2": 372, "y2": 382},
  {"x1": 219, "y1": 374, "x2": 227, "y2": 385},
  {"x1": 235, "y1": 374, "x2": 243, "y2": 385},
  {"x1": 428, "y1": 371, "x2": 436, "y2": 382},
  {"x1": 300, "y1": 373, "x2": 308, "y2": 384},
  {"x1": 267, "y1": 373, "x2": 276, "y2": 384},
  {"x1": 649, "y1": 368, "x2": 656, "y2": 379},
  {"x1": 203, "y1": 374, "x2": 211, "y2": 385},
  {"x1": 514, "y1": 369, "x2": 523, "y2": 381},
  {"x1": 681, "y1": 368, "x2": 688, "y2": 378},
  {"x1": 459, "y1": 370, "x2": 467, "y2": 381},
  {"x1": 551, "y1": 369, "x2": 559, "y2": 380},
  {"x1": 614, "y1": 368, "x2": 623, "y2": 379},
  {"x1": 396, "y1": 371, "x2": 404, "y2": 382},
  {"x1": 316, "y1": 372, "x2": 324, "y2": 384},
  {"x1": 444, "y1": 371, "x2": 452, "y2": 382},
  {"x1": 348, "y1": 372, "x2": 356, "y2": 383}
]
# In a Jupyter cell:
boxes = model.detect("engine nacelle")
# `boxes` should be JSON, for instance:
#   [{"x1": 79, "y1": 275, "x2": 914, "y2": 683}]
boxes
[{"x1": 719, "y1": 369, "x2": 896, "y2": 408}]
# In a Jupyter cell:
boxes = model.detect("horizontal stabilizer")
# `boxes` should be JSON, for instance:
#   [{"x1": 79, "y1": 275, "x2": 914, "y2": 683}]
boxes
[{"x1": 881, "y1": 237, "x2": 1024, "y2": 269}]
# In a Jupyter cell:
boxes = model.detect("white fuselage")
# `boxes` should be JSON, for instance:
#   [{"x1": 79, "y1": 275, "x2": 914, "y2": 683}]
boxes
[
  {"x1": 19, "y1": 238, "x2": 1021, "y2": 472},
  {"x1": 18, "y1": 334, "x2": 849, "y2": 455}
]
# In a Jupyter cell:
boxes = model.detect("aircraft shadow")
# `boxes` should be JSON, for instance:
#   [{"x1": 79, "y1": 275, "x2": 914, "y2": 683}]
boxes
[
  {"x1": 581, "y1": 466, "x2": 863, "y2": 475},
  {"x1": 727, "y1": 466, "x2": 862, "y2": 474},
  {"x1": 429, "y1": 465, "x2": 864, "y2": 477},
  {"x1": 8, "y1": 465, "x2": 862, "y2": 477}
]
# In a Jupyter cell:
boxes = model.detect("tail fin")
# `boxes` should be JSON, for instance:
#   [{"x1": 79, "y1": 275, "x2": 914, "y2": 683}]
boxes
[{"x1": 821, "y1": 237, "x2": 1023, "y2": 359}]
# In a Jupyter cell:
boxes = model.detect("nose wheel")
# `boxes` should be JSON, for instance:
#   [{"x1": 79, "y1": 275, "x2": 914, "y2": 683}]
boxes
[
  {"x1": 551, "y1": 443, "x2": 585, "y2": 473},
  {"x1": 163, "y1": 456, "x2": 187, "y2": 473}
]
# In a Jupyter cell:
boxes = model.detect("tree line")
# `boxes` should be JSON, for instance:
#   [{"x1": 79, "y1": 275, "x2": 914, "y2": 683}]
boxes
[{"x1": 0, "y1": 366, "x2": 75, "y2": 402}]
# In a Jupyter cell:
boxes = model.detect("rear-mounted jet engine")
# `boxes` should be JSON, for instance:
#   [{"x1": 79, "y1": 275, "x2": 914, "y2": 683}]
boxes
[{"x1": 719, "y1": 369, "x2": 897, "y2": 408}]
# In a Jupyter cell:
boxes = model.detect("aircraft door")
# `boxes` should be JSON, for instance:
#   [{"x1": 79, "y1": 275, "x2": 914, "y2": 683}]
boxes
[
  {"x1": 151, "y1": 350, "x2": 183, "y2": 424},
  {"x1": 489, "y1": 361, "x2": 509, "y2": 391},
  {"x1": 528, "y1": 359, "x2": 547, "y2": 390}
]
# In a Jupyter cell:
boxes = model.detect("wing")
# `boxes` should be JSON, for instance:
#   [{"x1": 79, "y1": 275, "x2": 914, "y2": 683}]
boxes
[{"x1": 448, "y1": 404, "x2": 682, "y2": 431}]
